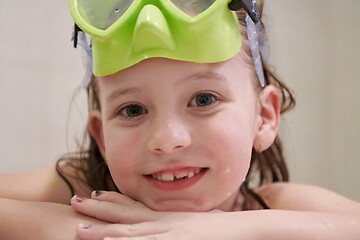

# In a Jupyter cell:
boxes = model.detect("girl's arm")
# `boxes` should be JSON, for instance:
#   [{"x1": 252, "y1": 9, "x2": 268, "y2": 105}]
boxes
[
  {"x1": 75, "y1": 209, "x2": 360, "y2": 240},
  {"x1": 0, "y1": 167, "x2": 90, "y2": 204},
  {"x1": 0, "y1": 197, "x2": 106, "y2": 240},
  {"x1": 70, "y1": 183, "x2": 360, "y2": 240},
  {"x1": 0, "y1": 167, "x2": 99, "y2": 239},
  {"x1": 255, "y1": 182, "x2": 360, "y2": 214}
]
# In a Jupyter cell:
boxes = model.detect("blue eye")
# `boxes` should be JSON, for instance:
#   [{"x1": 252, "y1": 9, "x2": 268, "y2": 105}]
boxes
[
  {"x1": 189, "y1": 93, "x2": 217, "y2": 107},
  {"x1": 118, "y1": 104, "x2": 148, "y2": 118}
]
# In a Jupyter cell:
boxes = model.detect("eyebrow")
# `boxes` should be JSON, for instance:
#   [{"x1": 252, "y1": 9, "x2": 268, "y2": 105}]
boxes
[
  {"x1": 106, "y1": 87, "x2": 141, "y2": 104},
  {"x1": 183, "y1": 71, "x2": 227, "y2": 84},
  {"x1": 105, "y1": 71, "x2": 226, "y2": 103}
]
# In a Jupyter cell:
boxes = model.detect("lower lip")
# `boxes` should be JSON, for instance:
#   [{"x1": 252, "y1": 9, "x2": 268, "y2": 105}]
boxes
[{"x1": 144, "y1": 169, "x2": 207, "y2": 191}]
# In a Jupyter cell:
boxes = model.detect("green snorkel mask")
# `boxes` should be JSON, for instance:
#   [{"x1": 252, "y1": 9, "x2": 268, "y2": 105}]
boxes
[{"x1": 70, "y1": 0, "x2": 242, "y2": 76}]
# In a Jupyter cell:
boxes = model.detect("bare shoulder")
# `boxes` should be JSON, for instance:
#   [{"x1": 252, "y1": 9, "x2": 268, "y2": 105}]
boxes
[
  {"x1": 255, "y1": 182, "x2": 360, "y2": 214},
  {"x1": 0, "y1": 165, "x2": 91, "y2": 204}
]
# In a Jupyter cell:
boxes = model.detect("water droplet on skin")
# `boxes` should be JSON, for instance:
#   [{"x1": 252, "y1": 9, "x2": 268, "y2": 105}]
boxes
[
  {"x1": 167, "y1": 123, "x2": 174, "y2": 130},
  {"x1": 223, "y1": 167, "x2": 231, "y2": 174},
  {"x1": 242, "y1": 148, "x2": 250, "y2": 161},
  {"x1": 166, "y1": 122, "x2": 186, "y2": 138}
]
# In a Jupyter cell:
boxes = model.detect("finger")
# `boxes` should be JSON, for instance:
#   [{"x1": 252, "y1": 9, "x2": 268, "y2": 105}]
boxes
[
  {"x1": 71, "y1": 195, "x2": 163, "y2": 224},
  {"x1": 104, "y1": 233, "x2": 168, "y2": 240},
  {"x1": 71, "y1": 195, "x2": 128, "y2": 223},
  {"x1": 91, "y1": 191, "x2": 137, "y2": 206},
  {"x1": 76, "y1": 222, "x2": 168, "y2": 240},
  {"x1": 209, "y1": 209, "x2": 223, "y2": 213},
  {"x1": 90, "y1": 191, "x2": 167, "y2": 222}
]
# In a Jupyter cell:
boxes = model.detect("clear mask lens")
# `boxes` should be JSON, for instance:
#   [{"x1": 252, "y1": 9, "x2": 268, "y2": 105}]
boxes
[
  {"x1": 170, "y1": 0, "x2": 216, "y2": 16},
  {"x1": 77, "y1": 0, "x2": 134, "y2": 29}
]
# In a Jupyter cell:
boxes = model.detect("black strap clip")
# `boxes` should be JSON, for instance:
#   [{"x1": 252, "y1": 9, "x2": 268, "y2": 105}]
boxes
[
  {"x1": 228, "y1": 0, "x2": 260, "y2": 23},
  {"x1": 73, "y1": 23, "x2": 83, "y2": 48}
]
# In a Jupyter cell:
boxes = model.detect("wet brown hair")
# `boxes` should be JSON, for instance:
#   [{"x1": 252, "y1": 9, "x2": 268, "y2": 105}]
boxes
[
  {"x1": 236, "y1": 1, "x2": 295, "y2": 209},
  {"x1": 56, "y1": 0, "x2": 295, "y2": 210}
]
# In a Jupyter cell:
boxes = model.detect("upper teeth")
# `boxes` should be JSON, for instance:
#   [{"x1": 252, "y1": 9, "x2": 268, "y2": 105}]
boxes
[{"x1": 152, "y1": 169, "x2": 200, "y2": 182}]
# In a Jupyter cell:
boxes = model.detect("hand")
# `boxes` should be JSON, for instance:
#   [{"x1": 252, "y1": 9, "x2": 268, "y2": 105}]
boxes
[
  {"x1": 72, "y1": 191, "x2": 360, "y2": 240},
  {"x1": 71, "y1": 191, "x2": 234, "y2": 240},
  {"x1": 71, "y1": 191, "x2": 169, "y2": 224}
]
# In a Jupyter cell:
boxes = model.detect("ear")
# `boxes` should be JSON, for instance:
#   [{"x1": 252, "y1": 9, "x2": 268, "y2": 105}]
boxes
[
  {"x1": 253, "y1": 85, "x2": 281, "y2": 152},
  {"x1": 87, "y1": 111, "x2": 106, "y2": 159}
]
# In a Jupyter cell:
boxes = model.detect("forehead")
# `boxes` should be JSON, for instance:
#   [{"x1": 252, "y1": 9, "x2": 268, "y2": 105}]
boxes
[{"x1": 96, "y1": 50, "x2": 252, "y2": 97}]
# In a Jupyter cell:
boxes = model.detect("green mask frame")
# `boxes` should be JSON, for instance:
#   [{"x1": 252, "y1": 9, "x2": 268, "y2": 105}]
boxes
[{"x1": 70, "y1": 0, "x2": 241, "y2": 76}]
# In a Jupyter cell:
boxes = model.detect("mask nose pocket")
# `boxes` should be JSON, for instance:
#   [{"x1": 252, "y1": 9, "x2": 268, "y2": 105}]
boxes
[
  {"x1": 170, "y1": 0, "x2": 216, "y2": 16},
  {"x1": 77, "y1": 0, "x2": 134, "y2": 30},
  {"x1": 132, "y1": 4, "x2": 175, "y2": 54}
]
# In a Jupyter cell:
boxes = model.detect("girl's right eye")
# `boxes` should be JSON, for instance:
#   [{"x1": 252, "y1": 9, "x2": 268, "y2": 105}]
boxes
[{"x1": 117, "y1": 104, "x2": 148, "y2": 119}]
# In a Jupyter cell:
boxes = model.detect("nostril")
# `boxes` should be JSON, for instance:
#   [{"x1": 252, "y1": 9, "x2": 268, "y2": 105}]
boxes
[
  {"x1": 174, "y1": 145, "x2": 184, "y2": 150},
  {"x1": 153, "y1": 145, "x2": 184, "y2": 154},
  {"x1": 154, "y1": 148, "x2": 162, "y2": 153}
]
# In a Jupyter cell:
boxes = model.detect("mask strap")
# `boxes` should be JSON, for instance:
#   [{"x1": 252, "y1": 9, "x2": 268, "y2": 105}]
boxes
[
  {"x1": 246, "y1": 13, "x2": 268, "y2": 87},
  {"x1": 229, "y1": 0, "x2": 268, "y2": 87},
  {"x1": 72, "y1": 24, "x2": 93, "y2": 89}
]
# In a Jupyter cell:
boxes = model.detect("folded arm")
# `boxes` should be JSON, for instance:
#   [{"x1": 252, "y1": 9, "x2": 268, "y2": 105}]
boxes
[
  {"x1": 0, "y1": 167, "x2": 90, "y2": 204},
  {"x1": 71, "y1": 183, "x2": 360, "y2": 240},
  {"x1": 0, "y1": 197, "x2": 107, "y2": 240},
  {"x1": 0, "y1": 167, "x2": 99, "y2": 239}
]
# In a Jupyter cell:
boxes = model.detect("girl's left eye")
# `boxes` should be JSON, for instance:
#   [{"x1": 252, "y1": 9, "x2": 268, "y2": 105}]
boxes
[{"x1": 188, "y1": 92, "x2": 218, "y2": 108}]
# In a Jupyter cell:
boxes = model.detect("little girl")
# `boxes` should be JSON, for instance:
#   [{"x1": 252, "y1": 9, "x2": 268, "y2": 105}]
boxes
[{"x1": 1, "y1": 0, "x2": 359, "y2": 239}]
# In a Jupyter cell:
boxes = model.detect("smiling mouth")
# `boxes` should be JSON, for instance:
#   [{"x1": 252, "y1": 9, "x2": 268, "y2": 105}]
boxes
[
  {"x1": 151, "y1": 168, "x2": 203, "y2": 182},
  {"x1": 144, "y1": 167, "x2": 208, "y2": 190}
]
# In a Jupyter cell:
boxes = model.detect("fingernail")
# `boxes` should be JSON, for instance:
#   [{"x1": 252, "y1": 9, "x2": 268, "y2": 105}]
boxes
[
  {"x1": 79, "y1": 223, "x2": 91, "y2": 230},
  {"x1": 75, "y1": 195, "x2": 85, "y2": 202},
  {"x1": 93, "y1": 190, "x2": 102, "y2": 197}
]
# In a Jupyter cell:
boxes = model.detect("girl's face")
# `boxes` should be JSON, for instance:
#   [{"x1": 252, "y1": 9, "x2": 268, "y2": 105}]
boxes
[{"x1": 89, "y1": 51, "x2": 277, "y2": 212}]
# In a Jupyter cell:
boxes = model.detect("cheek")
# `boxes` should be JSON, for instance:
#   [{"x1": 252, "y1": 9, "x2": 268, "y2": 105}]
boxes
[
  {"x1": 103, "y1": 126, "x2": 143, "y2": 187},
  {"x1": 203, "y1": 108, "x2": 256, "y2": 181},
  {"x1": 204, "y1": 107, "x2": 256, "y2": 148}
]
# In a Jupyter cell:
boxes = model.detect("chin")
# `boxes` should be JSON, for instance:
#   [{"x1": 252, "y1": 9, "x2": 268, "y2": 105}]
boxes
[{"x1": 147, "y1": 200, "x2": 214, "y2": 212}]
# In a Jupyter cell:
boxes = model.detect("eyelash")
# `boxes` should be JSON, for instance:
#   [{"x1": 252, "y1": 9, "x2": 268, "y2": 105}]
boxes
[
  {"x1": 115, "y1": 92, "x2": 219, "y2": 120},
  {"x1": 116, "y1": 104, "x2": 148, "y2": 120},
  {"x1": 188, "y1": 92, "x2": 219, "y2": 109}
]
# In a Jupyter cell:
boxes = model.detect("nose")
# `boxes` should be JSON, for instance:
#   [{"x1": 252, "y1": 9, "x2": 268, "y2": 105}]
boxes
[{"x1": 147, "y1": 119, "x2": 192, "y2": 154}]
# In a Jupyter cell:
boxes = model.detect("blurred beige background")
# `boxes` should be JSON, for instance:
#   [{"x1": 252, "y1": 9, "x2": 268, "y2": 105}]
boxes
[{"x1": 0, "y1": 1, "x2": 359, "y2": 201}]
